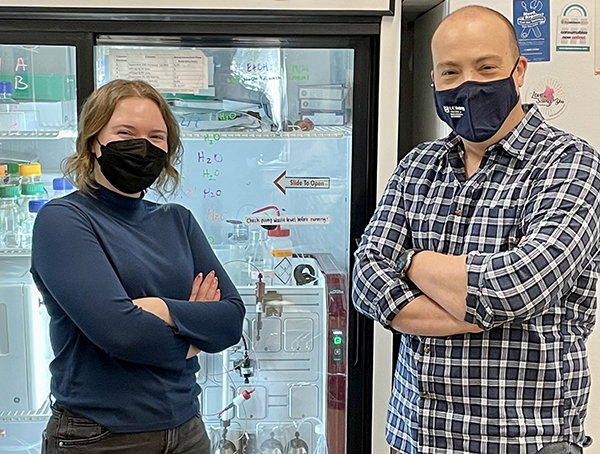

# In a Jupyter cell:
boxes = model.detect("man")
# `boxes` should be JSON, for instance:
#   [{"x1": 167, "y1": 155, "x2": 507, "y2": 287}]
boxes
[{"x1": 353, "y1": 6, "x2": 600, "y2": 454}]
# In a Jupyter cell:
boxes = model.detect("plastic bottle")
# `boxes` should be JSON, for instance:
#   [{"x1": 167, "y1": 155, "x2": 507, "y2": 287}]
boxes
[
  {"x1": 19, "y1": 199, "x2": 47, "y2": 249},
  {"x1": 226, "y1": 220, "x2": 249, "y2": 286},
  {"x1": 19, "y1": 182, "x2": 46, "y2": 225},
  {"x1": 0, "y1": 184, "x2": 22, "y2": 248},
  {"x1": 52, "y1": 177, "x2": 74, "y2": 199},
  {"x1": 268, "y1": 227, "x2": 293, "y2": 285},
  {"x1": 244, "y1": 229, "x2": 273, "y2": 285},
  {"x1": 0, "y1": 81, "x2": 17, "y2": 113}
]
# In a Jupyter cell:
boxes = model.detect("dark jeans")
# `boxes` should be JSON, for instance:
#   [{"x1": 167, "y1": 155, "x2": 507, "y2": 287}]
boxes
[
  {"x1": 42, "y1": 405, "x2": 211, "y2": 454},
  {"x1": 535, "y1": 442, "x2": 583, "y2": 454}
]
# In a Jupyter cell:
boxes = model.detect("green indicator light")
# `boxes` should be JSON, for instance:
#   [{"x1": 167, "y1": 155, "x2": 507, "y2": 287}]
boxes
[{"x1": 333, "y1": 336, "x2": 342, "y2": 345}]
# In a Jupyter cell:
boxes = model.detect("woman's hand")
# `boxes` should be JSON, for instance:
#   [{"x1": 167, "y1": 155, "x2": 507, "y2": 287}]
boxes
[
  {"x1": 189, "y1": 270, "x2": 221, "y2": 302},
  {"x1": 185, "y1": 271, "x2": 221, "y2": 359},
  {"x1": 132, "y1": 297, "x2": 175, "y2": 327}
]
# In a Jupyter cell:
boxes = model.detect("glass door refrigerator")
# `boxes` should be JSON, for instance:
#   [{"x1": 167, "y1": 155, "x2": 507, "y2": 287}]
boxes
[{"x1": 0, "y1": 8, "x2": 385, "y2": 454}]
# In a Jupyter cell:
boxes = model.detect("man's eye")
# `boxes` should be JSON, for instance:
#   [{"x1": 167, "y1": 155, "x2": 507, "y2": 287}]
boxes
[{"x1": 442, "y1": 71, "x2": 456, "y2": 76}]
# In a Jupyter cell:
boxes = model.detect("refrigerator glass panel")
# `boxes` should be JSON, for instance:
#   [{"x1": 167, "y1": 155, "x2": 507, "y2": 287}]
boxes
[
  {"x1": 0, "y1": 43, "x2": 77, "y2": 454},
  {"x1": 95, "y1": 43, "x2": 353, "y2": 454}
]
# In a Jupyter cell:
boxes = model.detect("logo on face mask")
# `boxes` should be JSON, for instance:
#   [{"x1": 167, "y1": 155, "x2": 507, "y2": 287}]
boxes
[{"x1": 443, "y1": 106, "x2": 466, "y2": 118}]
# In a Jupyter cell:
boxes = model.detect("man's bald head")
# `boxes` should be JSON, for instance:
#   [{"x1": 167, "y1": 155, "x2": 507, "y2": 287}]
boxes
[{"x1": 436, "y1": 6, "x2": 520, "y2": 61}]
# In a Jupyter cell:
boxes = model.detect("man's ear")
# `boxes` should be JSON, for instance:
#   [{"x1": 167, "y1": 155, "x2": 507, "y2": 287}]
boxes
[{"x1": 515, "y1": 56, "x2": 527, "y2": 88}]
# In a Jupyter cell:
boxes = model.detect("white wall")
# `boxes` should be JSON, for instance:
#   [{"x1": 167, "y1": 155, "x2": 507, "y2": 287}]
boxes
[{"x1": 371, "y1": 2, "x2": 402, "y2": 454}]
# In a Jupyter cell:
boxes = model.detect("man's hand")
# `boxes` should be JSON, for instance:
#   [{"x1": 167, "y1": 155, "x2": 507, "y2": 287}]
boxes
[
  {"x1": 391, "y1": 294, "x2": 483, "y2": 336},
  {"x1": 189, "y1": 271, "x2": 221, "y2": 302}
]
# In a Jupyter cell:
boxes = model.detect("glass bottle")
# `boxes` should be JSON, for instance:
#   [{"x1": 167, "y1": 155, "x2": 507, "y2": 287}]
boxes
[
  {"x1": 244, "y1": 229, "x2": 273, "y2": 285},
  {"x1": 226, "y1": 220, "x2": 249, "y2": 286},
  {"x1": 19, "y1": 199, "x2": 48, "y2": 249},
  {"x1": 0, "y1": 184, "x2": 22, "y2": 248},
  {"x1": 19, "y1": 162, "x2": 42, "y2": 185},
  {"x1": 52, "y1": 177, "x2": 74, "y2": 199},
  {"x1": 0, "y1": 81, "x2": 17, "y2": 114},
  {"x1": 19, "y1": 182, "x2": 46, "y2": 225},
  {"x1": 6, "y1": 162, "x2": 21, "y2": 187}
]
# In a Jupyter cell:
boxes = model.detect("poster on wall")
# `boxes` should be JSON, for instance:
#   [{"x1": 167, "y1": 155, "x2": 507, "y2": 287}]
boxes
[
  {"x1": 514, "y1": 0, "x2": 551, "y2": 62},
  {"x1": 557, "y1": 4, "x2": 591, "y2": 52}
]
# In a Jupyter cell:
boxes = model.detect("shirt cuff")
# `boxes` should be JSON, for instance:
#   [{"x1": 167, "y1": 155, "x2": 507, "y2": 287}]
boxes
[
  {"x1": 465, "y1": 251, "x2": 494, "y2": 330},
  {"x1": 379, "y1": 280, "x2": 423, "y2": 328}
]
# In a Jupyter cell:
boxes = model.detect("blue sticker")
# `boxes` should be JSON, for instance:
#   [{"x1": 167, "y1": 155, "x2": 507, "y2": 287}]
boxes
[{"x1": 513, "y1": 0, "x2": 551, "y2": 62}]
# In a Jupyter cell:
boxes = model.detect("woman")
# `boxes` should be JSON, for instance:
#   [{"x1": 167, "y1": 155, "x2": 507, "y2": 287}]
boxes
[{"x1": 32, "y1": 79, "x2": 245, "y2": 454}]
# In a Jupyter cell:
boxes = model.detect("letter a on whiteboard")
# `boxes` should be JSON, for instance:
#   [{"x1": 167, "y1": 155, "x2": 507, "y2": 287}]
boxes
[{"x1": 15, "y1": 58, "x2": 27, "y2": 72}]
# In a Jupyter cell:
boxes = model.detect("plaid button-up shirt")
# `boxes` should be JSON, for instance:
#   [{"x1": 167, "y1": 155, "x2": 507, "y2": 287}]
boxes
[{"x1": 353, "y1": 105, "x2": 600, "y2": 453}]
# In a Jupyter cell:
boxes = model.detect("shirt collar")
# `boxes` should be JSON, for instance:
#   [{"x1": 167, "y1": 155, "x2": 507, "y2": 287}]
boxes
[{"x1": 444, "y1": 103, "x2": 545, "y2": 161}]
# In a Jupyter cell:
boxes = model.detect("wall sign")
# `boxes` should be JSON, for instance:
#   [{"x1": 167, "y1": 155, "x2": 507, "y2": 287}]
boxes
[
  {"x1": 526, "y1": 77, "x2": 568, "y2": 119},
  {"x1": 514, "y1": 0, "x2": 551, "y2": 62},
  {"x1": 557, "y1": 4, "x2": 591, "y2": 52}
]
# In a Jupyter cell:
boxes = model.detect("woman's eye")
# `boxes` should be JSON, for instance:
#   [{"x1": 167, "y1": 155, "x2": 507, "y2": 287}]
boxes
[{"x1": 118, "y1": 131, "x2": 131, "y2": 135}]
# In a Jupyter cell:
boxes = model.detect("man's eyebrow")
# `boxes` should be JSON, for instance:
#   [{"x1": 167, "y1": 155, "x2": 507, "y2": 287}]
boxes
[
  {"x1": 436, "y1": 60, "x2": 460, "y2": 70},
  {"x1": 473, "y1": 54, "x2": 504, "y2": 64},
  {"x1": 436, "y1": 54, "x2": 504, "y2": 70}
]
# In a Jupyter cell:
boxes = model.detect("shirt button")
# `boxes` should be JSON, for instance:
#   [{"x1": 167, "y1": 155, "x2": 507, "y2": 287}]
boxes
[
  {"x1": 455, "y1": 208, "x2": 462, "y2": 216},
  {"x1": 424, "y1": 345, "x2": 430, "y2": 354},
  {"x1": 421, "y1": 391, "x2": 430, "y2": 399}
]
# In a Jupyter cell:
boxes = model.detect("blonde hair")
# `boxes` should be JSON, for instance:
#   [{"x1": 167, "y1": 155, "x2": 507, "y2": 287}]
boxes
[{"x1": 62, "y1": 79, "x2": 182, "y2": 198}]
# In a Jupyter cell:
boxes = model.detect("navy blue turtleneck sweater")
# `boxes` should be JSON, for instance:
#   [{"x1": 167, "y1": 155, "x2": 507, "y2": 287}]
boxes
[{"x1": 31, "y1": 185, "x2": 245, "y2": 432}]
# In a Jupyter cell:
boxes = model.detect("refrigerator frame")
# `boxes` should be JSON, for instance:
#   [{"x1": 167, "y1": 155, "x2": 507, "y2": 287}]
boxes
[{"x1": 0, "y1": 10, "x2": 382, "y2": 454}]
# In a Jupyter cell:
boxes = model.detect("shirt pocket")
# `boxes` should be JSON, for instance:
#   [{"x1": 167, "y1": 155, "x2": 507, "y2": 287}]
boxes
[{"x1": 469, "y1": 206, "x2": 522, "y2": 253}]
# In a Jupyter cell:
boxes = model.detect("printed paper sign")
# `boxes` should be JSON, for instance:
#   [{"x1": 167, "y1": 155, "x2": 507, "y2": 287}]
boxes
[
  {"x1": 245, "y1": 215, "x2": 332, "y2": 226},
  {"x1": 514, "y1": 0, "x2": 551, "y2": 62},
  {"x1": 557, "y1": 4, "x2": 591, "y2": 52},
  {"x1": 273, "y1": 171, "x2": 331, "y2": 195},
  {"x1": 109, "y1": 49, "x2": 208, "y2": 94}
]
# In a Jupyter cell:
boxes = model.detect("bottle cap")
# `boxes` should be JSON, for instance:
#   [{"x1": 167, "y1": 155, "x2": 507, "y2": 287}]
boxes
[
  {"x1": 21, "y1": 182, "x2": 45, "y2": 196},
  {"x1": 28, "y1": 199, "x2": 48, "y2": 213},
  {"x1": 0, "y1": 81, "x2": 13, "y2": 95},
  {"x1": 268, "y1": 228, "x2": 290, "y2": 237},
  {"x1": 53, "y1": 177, "x2": 74, "y2": 191},
  {"x1": 7, "y1": 163, "x2": 20, "y2": 175},
  {"x1": 19, "y1": 162, "x2": 42, "y2": 177},
  {"x1": 0, "y1": 184, "x2": 20, "y2": 198}
]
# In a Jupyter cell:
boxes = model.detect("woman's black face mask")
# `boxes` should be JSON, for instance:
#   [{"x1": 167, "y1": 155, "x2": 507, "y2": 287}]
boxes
[{"x1": 96, "y1": 138, "x2": 168, "y2": 194}]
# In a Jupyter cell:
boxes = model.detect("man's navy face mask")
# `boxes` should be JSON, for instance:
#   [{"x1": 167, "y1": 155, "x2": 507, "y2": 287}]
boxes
[{"x1": 434, "y1": 59, "x2": 520, "y2": 143}]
